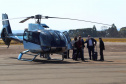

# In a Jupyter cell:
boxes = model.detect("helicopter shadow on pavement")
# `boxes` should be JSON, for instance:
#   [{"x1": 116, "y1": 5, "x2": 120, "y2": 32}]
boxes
[
  {"x1": 9, "y1": 57, "x2": 80, "y2": 64},
  {"x1": 34, "y1": 59, "x2": 80, "y2": 64}
]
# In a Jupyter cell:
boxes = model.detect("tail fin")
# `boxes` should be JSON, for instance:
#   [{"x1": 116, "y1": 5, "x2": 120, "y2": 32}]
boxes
[
  {"x1": 2, "y1": 13, "x2": 12, "y2": 34},
  {"x1": 1, "y1": 13, "x2": 12, "y2": 48}
]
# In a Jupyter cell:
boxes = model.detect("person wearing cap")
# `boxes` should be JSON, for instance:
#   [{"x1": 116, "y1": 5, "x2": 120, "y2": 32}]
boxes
[
  {"x1": 85, "y1": 35, "x2": 97, "y2": 60},
  {"x1": 99, "y1": 38, "x2": 105, "y2": 61}
]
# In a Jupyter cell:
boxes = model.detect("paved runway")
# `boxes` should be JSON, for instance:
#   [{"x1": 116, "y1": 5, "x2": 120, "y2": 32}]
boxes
[{"x1": 0, "y1": 42, "x2": 126, "y2": 84}]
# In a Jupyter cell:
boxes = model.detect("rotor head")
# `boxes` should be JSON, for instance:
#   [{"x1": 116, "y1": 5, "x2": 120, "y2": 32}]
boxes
[{"x1": 19, "y1": 14, "x2": 42, "y2": 23}]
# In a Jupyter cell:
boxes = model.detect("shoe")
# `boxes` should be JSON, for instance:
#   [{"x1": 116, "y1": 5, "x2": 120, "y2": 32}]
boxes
[
  {"x1": 68, "y1": 57, "x2": 70, "y2": 59},
  {"x1": 82, "y1": 60, "x2": 85, "y2": 62},
  {"x1": 99, "y1": 59, "x2": 104, "y2": 61}
]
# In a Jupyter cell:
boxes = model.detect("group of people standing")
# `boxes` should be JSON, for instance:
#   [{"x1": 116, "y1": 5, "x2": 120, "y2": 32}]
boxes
[{"x1": 71, "y1": 35, "x2": 105, "y2": 61}]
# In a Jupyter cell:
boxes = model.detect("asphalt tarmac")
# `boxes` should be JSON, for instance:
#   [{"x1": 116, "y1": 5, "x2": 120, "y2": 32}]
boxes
[{"x1": 0, "y1": 42, "x2": 126, "y2": 84}]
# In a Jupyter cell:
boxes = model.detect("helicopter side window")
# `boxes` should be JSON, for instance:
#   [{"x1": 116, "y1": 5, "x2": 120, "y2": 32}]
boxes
[
  {"x1": 28, "y1": 32, "x2": 32, "y2": 41},
  {"x1": 23, "y1": 31, "x2": 40, "y2": 44},
  {"x1": 32, "y1": 32, "x2": 40, "y2": 44},
  {"x1": 23, "y1": 32, "x2": 28, "y2": 40}
]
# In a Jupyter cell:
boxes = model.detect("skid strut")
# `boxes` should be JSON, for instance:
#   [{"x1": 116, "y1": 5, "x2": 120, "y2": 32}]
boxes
[{"x1": 18, "y1": 50, "x2": 39, "y2": 61}]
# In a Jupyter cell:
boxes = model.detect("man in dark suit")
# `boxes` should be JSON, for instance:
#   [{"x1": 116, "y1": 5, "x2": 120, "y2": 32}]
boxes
[
  {"x1": 85, "y1": 35, "x2": 97, "y2": 60},
  {"x1": 99, "y1": 38, "x2": 105, "y2": 61}
]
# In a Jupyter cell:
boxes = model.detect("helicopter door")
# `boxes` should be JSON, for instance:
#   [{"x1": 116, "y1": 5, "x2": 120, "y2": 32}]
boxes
[
  {"x1": 63, "y1": 31, "x2": 72, "y2": 50},
  {"x1": 23, "y1": 31, "x2": 41, "y2": 51}
]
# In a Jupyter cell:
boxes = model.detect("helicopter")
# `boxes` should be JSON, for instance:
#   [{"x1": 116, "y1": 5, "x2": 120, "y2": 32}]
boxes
[{"x1": 1, "y1": 13, "x2": 72, "y2": 61}]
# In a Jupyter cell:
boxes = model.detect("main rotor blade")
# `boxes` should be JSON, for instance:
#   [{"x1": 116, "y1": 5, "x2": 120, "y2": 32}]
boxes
[
  {"x1": 45, "y1": 16, "x2": 112, "y2": 26},
  {"x1": 0, "y1": 17, "x2": 27, "y2": 21},
  {"x1": 19, "y1": 16, "x2": 34, "y2": 23},
  {"x1": 19, "y1": 17, "x2": 31, "y2": 23}
]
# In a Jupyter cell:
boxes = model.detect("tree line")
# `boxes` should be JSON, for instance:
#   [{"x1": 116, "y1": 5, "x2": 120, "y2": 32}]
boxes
[{"x1": 68, "y1": 24, "x2": 126, "y2": 38}]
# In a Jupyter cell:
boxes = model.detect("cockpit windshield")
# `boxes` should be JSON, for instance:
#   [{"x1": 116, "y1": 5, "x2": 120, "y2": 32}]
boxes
[
  {"x1": 54, "y1": 31, "x2": 67, "y2": 45},
  {"x1": 63, "y1": 31, "x2": 71, "y2": 43},
  {"x1": 40, "y1": 31, "x2": 52, "y2": 46},
  {"x1": 40, "y1": 30, "x2": 67, "y2": 47}
]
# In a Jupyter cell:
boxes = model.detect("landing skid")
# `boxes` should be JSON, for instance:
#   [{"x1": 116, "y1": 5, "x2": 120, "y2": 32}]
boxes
[
  {"x1": 18, "y1": 50, "x2": 39, "y2": 61},
  {"x1": 18, "y1": 50, "x2": 65, "y2": 61}
]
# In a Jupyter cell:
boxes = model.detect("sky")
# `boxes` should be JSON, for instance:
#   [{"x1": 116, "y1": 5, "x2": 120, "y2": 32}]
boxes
[{"x1": 0, "y1": 0, "x2": 126, "y2": 32}]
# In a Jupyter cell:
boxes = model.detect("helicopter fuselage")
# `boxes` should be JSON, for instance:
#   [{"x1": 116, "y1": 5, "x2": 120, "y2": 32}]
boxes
[{"x1": 23, "y1": 23, "x2": 68, "y2": 54}]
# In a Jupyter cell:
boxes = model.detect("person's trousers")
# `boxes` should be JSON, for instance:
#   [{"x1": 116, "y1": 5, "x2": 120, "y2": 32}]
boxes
[
  {"x1": 76, "y1": 49, "x2": 84, "y2": 60},
  {"x1": 72, "y1": 49, "x2": 77, "y2": 60},
  {"x1": 100, "y1": 49, "x2": 104, "y2": 60},
  {"x1": 88, "y1": 46, "x2": 94, "y2": 60},
  {"x1": 67, "y1": 50, "x2": 69, "y2": 58},
  {"x1": 82, "y1": 48, "x2": 84, "y2": 59}
]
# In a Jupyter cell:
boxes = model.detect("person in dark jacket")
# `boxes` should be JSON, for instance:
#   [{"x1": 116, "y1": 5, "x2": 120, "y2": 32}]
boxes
[
  {"x1": 99, "y1": 38, "x2": 105, "y2": 61},
  {"x1": 75, "y1": 36, "x2": 85, "y2": 61},
  {"x1": 85, "y1": 35, "x2": 97, "y2": 60}
]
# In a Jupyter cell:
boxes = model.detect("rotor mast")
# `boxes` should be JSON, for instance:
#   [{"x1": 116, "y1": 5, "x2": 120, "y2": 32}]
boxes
[{"x1": 35, "y1": 15, "x2": 42, "y2": 24}]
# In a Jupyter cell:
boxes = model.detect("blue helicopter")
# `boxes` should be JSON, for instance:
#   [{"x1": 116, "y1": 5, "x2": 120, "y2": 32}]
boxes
[{"x1": 1, "y1": 14, "x2": 72, "y2": 61}]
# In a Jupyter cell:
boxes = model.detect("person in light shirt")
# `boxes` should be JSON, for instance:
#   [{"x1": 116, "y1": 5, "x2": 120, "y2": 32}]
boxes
[{"x1": 85, "y1": 35, "x2": 97, "y2": 60}]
